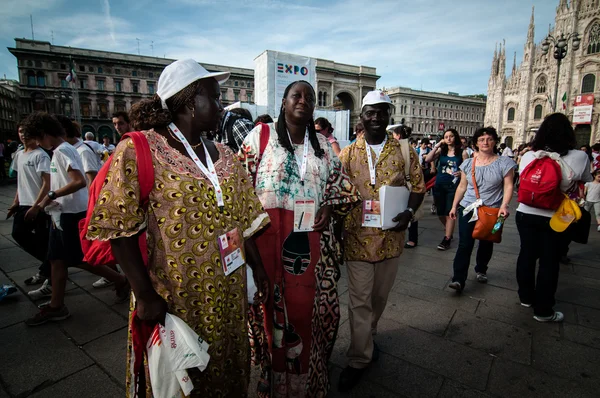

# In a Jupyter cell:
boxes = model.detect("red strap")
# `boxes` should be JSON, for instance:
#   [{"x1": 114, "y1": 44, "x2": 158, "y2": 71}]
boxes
[
  {"x1": 120, "y1": 132, "x2": 154, "y2": 206},
  {"x1": 257, "y1": 122, "x2": 270, "y2": 159}
]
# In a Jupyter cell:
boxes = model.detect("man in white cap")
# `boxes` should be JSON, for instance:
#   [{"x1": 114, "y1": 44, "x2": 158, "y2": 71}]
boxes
[{"x1": 337, "y1": 90, "x2": 426, "y2": 392}]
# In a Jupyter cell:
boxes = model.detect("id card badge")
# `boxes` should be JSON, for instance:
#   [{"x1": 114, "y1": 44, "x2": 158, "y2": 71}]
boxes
[
  {"x1": 218, "y1": 228, "x2": 246, "y2": 276},
  {"x1": 294, "y1": 198, "x2": 316, "y2": 232},
  {"x1": 362, "y1": 200, "x2": 382, "y2": 228}
]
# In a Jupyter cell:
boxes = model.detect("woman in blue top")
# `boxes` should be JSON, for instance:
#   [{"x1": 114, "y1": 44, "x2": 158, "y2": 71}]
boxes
[
  {"x1": 447, "y1": 127, "x2": 516, "y2": 292},
  {"x1": 425, "y1": 129, "x2": 469, "y2": 250}
]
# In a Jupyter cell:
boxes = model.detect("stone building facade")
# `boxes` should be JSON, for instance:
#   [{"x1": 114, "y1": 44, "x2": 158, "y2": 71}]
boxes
[
  {"x1": 485, "y1": 0, "x2": 600, "y2": 148},
  {"x1": 385, "y1": 86, "x2": 486, "y2": 139},
  {"x1": 0, "y1": 80, "x2": 20, "y2": 142},
  {"x1": 8, "y1": 39, "x2": 378, "y2": 141}
]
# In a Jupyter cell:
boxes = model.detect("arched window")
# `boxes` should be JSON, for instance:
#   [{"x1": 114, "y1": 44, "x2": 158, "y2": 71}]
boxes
[
  {"x1": 507, "y1": 107, "x2": 515, "y2": 121},
  {"x1": 318, "y1": 91, "x2": 323, "y2": 107},
  {"x1": 36, "y1": 72, "x2": 46, "y2": 87},
  {"x1": 536, "y1": 75, "x2": 547, "y2": 94},
  {"x1": 587, "y1": 22, "x2": 600, "y2": 55},
  {"x1": 534, "y1": 105, "x2": 543, "y2": 120},
  {"x1": 582, "y1": 74, "x2": 596, "y2": 94},
  {"x1": 27, "y1": 71, "x2": 36, "y2": 86},
  {"x1": 323, "y1": 92, "x2": 327, "y2": 106}
]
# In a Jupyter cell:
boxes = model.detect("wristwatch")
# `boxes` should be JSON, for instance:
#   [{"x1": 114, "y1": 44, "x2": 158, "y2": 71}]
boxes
[
  {"x1": 405, "y1": 207, "x2": 415, "y2": 218},
  {"x1": 48, "y1": 191, "x2": 57, "y2": 200}
]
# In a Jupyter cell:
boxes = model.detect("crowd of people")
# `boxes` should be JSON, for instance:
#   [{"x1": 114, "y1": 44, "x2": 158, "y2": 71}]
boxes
[{"x1": 4, "y1": 57, "x2": 599, "y2": 397}]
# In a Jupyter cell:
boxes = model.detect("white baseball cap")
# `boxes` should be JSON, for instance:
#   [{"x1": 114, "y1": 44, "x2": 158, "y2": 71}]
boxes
[
  {"x1": 156, "y1": 59, "x2": 230, "y2": 109},
  {"x1": 362, "y1": 90, "x2": 393, "y2": 110}
]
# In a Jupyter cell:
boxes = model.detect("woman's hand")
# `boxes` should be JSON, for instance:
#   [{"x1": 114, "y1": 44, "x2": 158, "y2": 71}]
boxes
[
  {"x1": 449, "y1": 207, "x2": 458, "y2": 220},
  {"x1": 499, "y1": 204, "x2": 510, "y2": 218},
  {"x1": 136, "y1": 292, "x2": 168, "y2": 325},
  {"x1": 252, "y1": 264, "x2": 269, "y2": 304},
  {"x1": 313, "y1": 205, "x2": 332, "y2": 232}
]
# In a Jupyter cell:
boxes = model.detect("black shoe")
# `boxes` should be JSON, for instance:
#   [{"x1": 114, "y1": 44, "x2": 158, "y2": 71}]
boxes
[
  {"x1": 338, "y1": 366, "x2": 366, "y2": 392},
  {"x1": 372, "y1": 342, "x2": 380, "y2": 362},
  {"x1": 437, "y1": 237, "x2": 451, "y2": 251}
]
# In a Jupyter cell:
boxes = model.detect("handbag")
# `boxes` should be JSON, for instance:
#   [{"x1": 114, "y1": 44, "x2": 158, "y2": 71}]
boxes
[
  {"x1": 470, "y1": 157, "x2": 502, "y2": 243},
  {"x1": 399, "y1": 139, "x2": 424, "y2": 221},
  {"x1": 569, "y1": 207, "x2": 591, "y2": 244}
]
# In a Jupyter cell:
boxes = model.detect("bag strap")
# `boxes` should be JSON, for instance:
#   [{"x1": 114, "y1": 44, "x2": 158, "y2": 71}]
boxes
[
  {"x1": 257, "y1": 122, "x2": 270, "y2": 159},
  {"x1": 399, "y1": 138, "x2": 412, "y2": 189},
  {"x1": 471, "y1": 157, "x2": 480, "y2": 199},
  {"x1": 121, "y1": 132, "x2": 154, "y2": 207}
]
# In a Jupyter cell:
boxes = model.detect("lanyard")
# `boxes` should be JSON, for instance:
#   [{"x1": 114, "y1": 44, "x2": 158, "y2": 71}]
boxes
[
  {"x1": 286, "y1": 129, "x2": 309, "y2": 184},
  {"x1": 168, "y1": 123, "x2": 224, "y2": 210},
  {"x1": 366, "y1": 138, "x2": 386, "y2": 186}
]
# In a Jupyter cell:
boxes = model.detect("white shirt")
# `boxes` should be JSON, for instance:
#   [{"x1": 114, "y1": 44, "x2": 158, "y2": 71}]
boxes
[
  {"x1": 84, "y1": 140, "x2": 108, "y2": 162},
  {"x1": 517, "y1": 149, "x2": 592, "y2": 218},
  {"x1": 50, "y1": 142, "x2": 88, "y2": 214},
  {"x1": 103, "y1": 143, "x2": 116, "y2": 153},
  {"x1": 74, "y1": 139, "x2": 101, "y2": 174},
  {"x1": 501, "y1": 147, "x2": 514, "y2": 157},
  {"x1": 586, "y1": 181, "x2": 600, "y2": 203},
  {"x1": 368, "y1": 138, "x2": 387, "y2": 161},
  {"x1": 13, "y1": 148, "x2": 51, "y2": 206}
]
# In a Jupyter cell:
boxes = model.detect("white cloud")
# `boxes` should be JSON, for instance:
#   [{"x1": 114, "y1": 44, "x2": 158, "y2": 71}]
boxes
[{"x1": 101, "y1": 0, "x2": 117, "y2": 44}]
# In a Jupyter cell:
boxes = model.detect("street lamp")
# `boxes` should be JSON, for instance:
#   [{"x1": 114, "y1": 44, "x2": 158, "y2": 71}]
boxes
[{"x1": 541, "y1": 31, "x2": 581, "y2": 111}]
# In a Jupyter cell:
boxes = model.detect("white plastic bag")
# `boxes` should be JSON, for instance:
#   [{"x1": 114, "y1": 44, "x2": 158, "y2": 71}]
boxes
[
  {"x1": 247, "y1": 266, "x2": 257, "y2": 304},
  {"x1": 147, "y1": 313, "x2": 211, "y2": 398}
]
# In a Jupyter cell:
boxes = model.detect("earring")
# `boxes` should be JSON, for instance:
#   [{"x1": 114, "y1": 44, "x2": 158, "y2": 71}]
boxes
[{"x1": 192, "y1": 107, "x2": 195, "y2": 118}]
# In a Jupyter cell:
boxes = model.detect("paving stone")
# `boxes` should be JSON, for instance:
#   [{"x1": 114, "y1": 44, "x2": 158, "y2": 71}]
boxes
[
  {"x1": 0, "y1": 383, "x2": 8, "y2": 398},
  {"x1": 58, "y1": 288, "x2": 128, "y2": 345},
  {"x1": 437, "y1": 379, "x2": 492, "y2": 398},
  {"x1": 0, "y1": 287, "x2": 39, "y2": 329},
  {"x1": 380, "y1": 291, "x2": 456, "y2": 336},
  {"x1": 0, "y1": 220, "x2": 13, "y2": 236},
  {"x1": 562, "y1": 323, "x2": 600, "y2": 350},
  {"x1": 445, "y1": 310, "x2": 532, "y2": 365},
  {"x1": 393, "y1": 280, "x2": 479, "y2": 314},
  {"x1": 577, "y1": 305, "x2": 600, "y2": 330},
  {"x1": 454, "y1": 282, "x2": 523, "y2": 309},
  {"x1": 0, "y1": 235, "x2": 14, "y2": 251},
  {"x1": 28, "y1": 366, "x2": 124, "y2": 398},
  {"x1": 532, "y1": 335, "x2": 600, "y2": 391},
  {"x1": 370, "y1": 318, "x2": 493, "y2": 390},
  {"x1": 467, "y1": 267, "x2": 519, "y2": 291},
  {"x1": 0, "y1": 247, "x2": 39, "y2": 272},
  {"x1": 475, "y1": 301, "x2": 561, "y2": 339},
  {"x1": 573, "y1": 265, "x2": 600, "y2": 281},
  {"x1": 556, "y1": 285, "x2": 600, "y2": 310},
  {"x1": 488, "y1": 358, "x2": 596, "y2": 398},
  {"x1": 327, "y1": 365, "x2": 403, "y2": 398},
  {"x1": 0, "y1": 322, "x2": 93, "y2": 396},
  {"x1": 83, "y1": 327, "x2": 128, "y2": 387},
  {"x1": 392, "y1": 265, "x2": 450, "y2": 289}
]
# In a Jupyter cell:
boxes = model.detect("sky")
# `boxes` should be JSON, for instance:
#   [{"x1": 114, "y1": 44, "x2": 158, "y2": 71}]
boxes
[{"x1": 0, "y1": 0, "x2": 561, "y2": 96}]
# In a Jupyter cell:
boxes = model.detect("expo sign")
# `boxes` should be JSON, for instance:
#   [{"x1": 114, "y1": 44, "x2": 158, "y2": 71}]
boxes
[{"x1": 277, "y1": 63, "x2": 309, "y2": 76}]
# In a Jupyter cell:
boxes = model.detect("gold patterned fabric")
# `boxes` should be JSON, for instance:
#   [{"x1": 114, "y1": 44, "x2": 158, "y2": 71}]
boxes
[
  {"x1": 87, "y1": 129, "x2": 270, "y2": 397},
  {"x1": 339, "y1": 133, "x2": 425, "y2": 263}
]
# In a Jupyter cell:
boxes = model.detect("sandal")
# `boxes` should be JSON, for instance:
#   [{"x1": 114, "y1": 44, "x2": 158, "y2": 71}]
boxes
[{"x1": 404, "y1": 241, "x2": 417, "y2": 249}]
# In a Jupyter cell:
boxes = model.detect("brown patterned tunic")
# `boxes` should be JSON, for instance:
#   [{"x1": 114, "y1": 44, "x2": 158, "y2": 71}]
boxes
[{"x1": 87, "y1": 129, "x2": 270, "y2": 397}]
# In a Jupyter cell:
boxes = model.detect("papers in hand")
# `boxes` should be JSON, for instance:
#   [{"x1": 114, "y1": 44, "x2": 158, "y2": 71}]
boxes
[
  {"x1": 44, "y1": 201, "x2": 63, "y2": 231},
  {"x1": 379, "y1": 185, "x2": 410, "y2": 230}
]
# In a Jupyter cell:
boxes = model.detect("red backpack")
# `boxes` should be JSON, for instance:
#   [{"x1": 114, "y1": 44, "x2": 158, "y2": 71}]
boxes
[
  {"x1": 78, "y1": 132, "x2": 154, "y2": 266},
  {"x1": 518, "y1": 155, "x2": 563, "y2": 210}
]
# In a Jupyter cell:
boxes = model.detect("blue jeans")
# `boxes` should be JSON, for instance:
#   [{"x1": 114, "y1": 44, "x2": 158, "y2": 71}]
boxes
[{"x1": 452, "y1": 207, "x2": 494, "y2": 287}]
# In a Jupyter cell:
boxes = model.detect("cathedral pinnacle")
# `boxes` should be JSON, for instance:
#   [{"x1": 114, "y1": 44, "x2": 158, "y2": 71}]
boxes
[{"x1": 527, "y1": 6, "x2": 535, "y2": 44}]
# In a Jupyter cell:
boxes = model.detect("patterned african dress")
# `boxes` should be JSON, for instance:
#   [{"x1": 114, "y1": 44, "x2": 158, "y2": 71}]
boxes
[
  {"x1": 86, "y1": 129, "x2": 270, "y2": 397},
  {"x1": 239, "y1": 123, "x2": 360, "y2": 398}
]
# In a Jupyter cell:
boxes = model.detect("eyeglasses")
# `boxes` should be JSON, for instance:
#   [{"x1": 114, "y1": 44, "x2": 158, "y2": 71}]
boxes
[{"x1": 477, "y1": 137, "x2": 495, "y2": 143}]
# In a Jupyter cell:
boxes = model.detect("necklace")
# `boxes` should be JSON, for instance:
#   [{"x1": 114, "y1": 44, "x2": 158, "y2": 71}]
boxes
[
  {"x1": 167, "y1": 126, "x2": 202, "y2": 149},
  {"x1": 477, "y1": 155, "x2": 496, "y2": 166}
]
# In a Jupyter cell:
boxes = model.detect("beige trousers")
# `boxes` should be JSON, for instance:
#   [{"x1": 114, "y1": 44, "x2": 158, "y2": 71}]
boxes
[{"x1": 345, "y1": 257, "x2": 400, "y2": 368}]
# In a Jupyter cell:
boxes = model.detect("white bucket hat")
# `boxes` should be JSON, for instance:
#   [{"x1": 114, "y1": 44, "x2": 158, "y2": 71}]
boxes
[
  {"x1": 362, "y1": 90, "x2": 393, "y2": 110},
  {"x1": 156, "y1": 59, "x2": 230, "y2": 109}
]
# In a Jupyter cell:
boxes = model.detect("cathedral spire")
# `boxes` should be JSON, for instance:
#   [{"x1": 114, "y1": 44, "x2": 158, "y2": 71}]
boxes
[
  {"x1": 512, "y1": 51, "x2": 517, "y2": 74},
  {"x1": 558, "y1": 0, "x2": 568, "y2": 12},
  {"x1": 527, "y1": 6, "x2": 535, "y2": 45}
]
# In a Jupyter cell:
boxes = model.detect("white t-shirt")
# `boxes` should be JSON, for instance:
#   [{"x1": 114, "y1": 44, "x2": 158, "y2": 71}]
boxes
[
  {"x1": 84, "y1": 140, "x2": 108, "y2": 162},
  {"x1": 368, "y1": 137, "x2": 387, "y2": 161},
  {"x1": 585, "y1": 181, "x2": 600, "y2": 203},
  {"x1": 501, "y1": 147, "x2": 514, "y2": 157},
  {"x1": 50, "y1": 142, "x2": 88, "y2": 214},
  {"x1": 103, "y1": 143, "x2": 116, "y2": 153},
  {"x1": 74, "y1": 139, "x2": 101, "y2": 174},
  {"x1": 13, "y1": 148, "x2": 51, "y2": 206},
  {"x1": 517, "y1": 149, "x2": 592, "y2": 217}
]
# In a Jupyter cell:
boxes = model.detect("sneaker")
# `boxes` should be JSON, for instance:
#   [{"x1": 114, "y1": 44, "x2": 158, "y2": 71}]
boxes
[
  {"x1": 24, "y1": 272, "x2": 46, "y2": 286},
  {"x1": 437, "y1": 237, "x2": 451, "y2": 251},
  {"x1": 28, "y1": 279, "x2": 52, "y2": 300},
  {"x1": 597, "y1": 225, "x2": 600, "y2": 232},
  {"x1": 25, "y1": 305, "x2": 70, "y2": 326},
  {"x1": 430, "y1": 204, "x2": 437, "y2": 214},
  {"x1": 92, "y1": 277, "x2": 114, "y2": 289},
  {"x1": 533, "y1": 311, "x2": 564, "y2": 323},
  {"x1": 520, "y1": 303, "x2": 532, "y2": 308},
  {"x1": 448, "y1": 281, "x2": 463, "y2": 292},
  {"x1": 476, "y1": 272, "x2": 488, "y2": 283}
]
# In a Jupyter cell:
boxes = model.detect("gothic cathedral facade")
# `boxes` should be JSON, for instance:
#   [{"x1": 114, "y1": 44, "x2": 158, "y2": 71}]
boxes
[{"x1": 484, "y1": 0, "x2": 600, "y2": 148}]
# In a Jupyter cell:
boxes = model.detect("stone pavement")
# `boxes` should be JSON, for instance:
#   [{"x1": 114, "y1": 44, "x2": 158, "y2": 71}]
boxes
[{"x1": 0, "y1": 181, "x2": 599, "y2": 398}]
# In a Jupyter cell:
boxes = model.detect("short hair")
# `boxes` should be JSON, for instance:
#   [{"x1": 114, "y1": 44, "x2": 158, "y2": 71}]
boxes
[
  {"x1": 531, "y1": 113, "x2": 576, "y2": 156},
  {"x1": 592, "y1": 143, "x2": 600, "y2": 152},
  {"x1": 55, "y1": 115, "x2": 78, "y2": 138},
  {"x1": 20, "y1": 112, "x2": 65, "y2": 139},
  {"x1": 472, "y1": 127, "x2": 499, "y2": 151},
  {"x1": 393, "y1": 125, "x2": 410, "y2": 139},
  {"x1": 112, "y1": 111, "x2": 130, "y2": 123},
  {"x1": 421, "y1": 138, "x2": 430, "y2": 145},
  {"x1": 229, "y1": 108, "x2": 253, "y2": 121},
  {"x1": 254, "y1": 114, "x2": 274, "y2": 124},
  {"x1": 314, "y1": 117, "x2": 333, "y2": 131},
  {"x1": 85, "y1": 132, "x2": 96, "y2": 140}
]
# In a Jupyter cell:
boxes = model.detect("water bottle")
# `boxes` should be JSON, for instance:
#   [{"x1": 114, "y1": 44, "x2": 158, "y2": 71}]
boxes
[{"x1": 492, "y1": 215, "x2": 505, "y2": 234}]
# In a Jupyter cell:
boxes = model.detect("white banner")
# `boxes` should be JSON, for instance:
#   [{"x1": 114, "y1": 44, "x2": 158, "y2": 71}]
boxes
[
  {"x1": 573, "y1": 105, "x2": 593, "y2": 125},
  {"x1": 274, "y1": 55, "x2": 315, "y2": 106}
]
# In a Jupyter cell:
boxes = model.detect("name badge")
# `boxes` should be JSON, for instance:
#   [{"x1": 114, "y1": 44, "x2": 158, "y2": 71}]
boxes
[
  {"x1": 294, "y1": 198, "x2": 316, "y2": 232},
  {"x1": 362, "y1": 200, "x2": 382, "y2": 228},
  {"x1": 218, "y1": 228, "x2": 245, "y2": 276}
]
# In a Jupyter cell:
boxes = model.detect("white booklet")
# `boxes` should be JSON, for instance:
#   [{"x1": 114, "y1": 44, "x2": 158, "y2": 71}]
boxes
[{"x1": 379, "y1": 185, "x2": 410, "y2": 230}]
